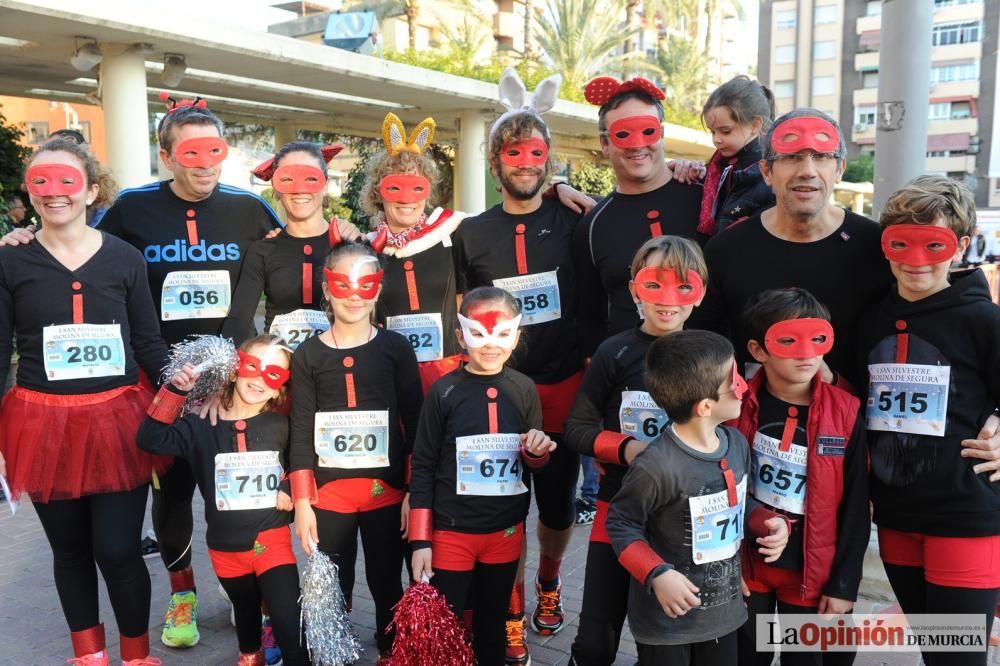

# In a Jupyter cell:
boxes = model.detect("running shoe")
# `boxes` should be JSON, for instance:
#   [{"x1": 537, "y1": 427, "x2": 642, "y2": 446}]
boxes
[
  {"x1": 160, "y1": 591, "x2": 199, "y2": 648},
  {"x1": 67, "y1": 653, "x2": 109, "y2": 665},
  {"x1": 574, "y1": 497, "x2": 597, "y2": 526},
  {"x1": 140, "y1": 531, "x2": 159, "y2": 560},
  {"x1": 531, "y1": 576, "x2": 565, "y2": 635},
  {"x1": 504, "y1": 614, "x2": 531, "y2": 666},
  {"x1": 261, "y1": 616, "x2": 282, "y2": 665}
]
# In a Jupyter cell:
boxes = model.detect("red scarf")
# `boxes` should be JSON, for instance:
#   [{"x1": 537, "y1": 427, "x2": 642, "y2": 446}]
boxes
[
  {"x1": 374, "y1": 213, "x2": 430, "y2": 249},
  {"x1": 697, "y1": 150, "x2": 738, "y2": 236}
]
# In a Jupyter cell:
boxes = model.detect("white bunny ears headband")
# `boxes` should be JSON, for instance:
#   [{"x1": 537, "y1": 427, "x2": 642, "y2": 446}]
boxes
[{"x1": 489, "y1": 67, "x2": 563, "y2": 141}]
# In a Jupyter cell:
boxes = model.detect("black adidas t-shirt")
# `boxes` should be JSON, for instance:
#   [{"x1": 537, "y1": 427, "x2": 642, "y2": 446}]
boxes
[{"x1": 97, "y1": 181, "x2": 281, "y2": 344}]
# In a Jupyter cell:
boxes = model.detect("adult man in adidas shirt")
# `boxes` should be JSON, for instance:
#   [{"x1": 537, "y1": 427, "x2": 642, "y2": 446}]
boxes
[{"x1": 1, "y1": 100, "x2": 281, "y2": 652}]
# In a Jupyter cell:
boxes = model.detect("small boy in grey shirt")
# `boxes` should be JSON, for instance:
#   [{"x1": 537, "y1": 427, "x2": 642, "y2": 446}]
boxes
[{"x1": 607, "y1": 330, "x2": 791, "y2": 665}]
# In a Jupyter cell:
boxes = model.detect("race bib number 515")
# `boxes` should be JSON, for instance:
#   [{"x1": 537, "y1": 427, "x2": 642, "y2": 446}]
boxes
[{"x1": 866, "y1": 362, "x2": 949, "y2": 436}]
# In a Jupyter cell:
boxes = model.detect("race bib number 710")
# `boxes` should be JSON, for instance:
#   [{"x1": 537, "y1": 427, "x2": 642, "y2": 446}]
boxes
[{"x1": 689, "y1": 476, "x2": 746, "y2": 564}]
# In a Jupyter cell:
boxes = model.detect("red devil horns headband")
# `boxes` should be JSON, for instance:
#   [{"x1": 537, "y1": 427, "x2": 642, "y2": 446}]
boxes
[
  {"x1": 584, "y1": 77, "x2": 666, "y2": 107},
  {"x1": 158, "y1": 91, "x2": 208, "y2": 113},
  {"x1": 251, "y1": 144, "x2": 345, "y2": 182},
  {"x1": 327, "y1": 222, "x2": 388, "y2": 254}
]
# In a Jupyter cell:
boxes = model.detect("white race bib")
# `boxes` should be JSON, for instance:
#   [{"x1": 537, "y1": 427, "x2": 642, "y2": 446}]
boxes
[
  {"x1": 214, "y1": 451, "x2": 283, "y2": 511},
  {"x1": 751, "y1": 432, "x2": 807, "y2": 515},
  {"x1": 619, "y1": 390, "x2": 669, "y2": 442},
  {"x1": 314, "y1": 410, "x2": 390, "y2": 469},
  {"x1": 492, "y1": 270, "x2": 561, "y2": 325},
  {"x1": 386, "y1": 313, "x2": 444, "y2": 362},
  {"x1": 866, "y1": 362, "x2": 950, "y2": 436},
  {"x1": 455, "y1": 433, "x2": 528, "y2": 496},
  {"x1": 42, "y1": 323, "x2": 126, "y2": 381},
  {"x1": 269, "y1": 309, "x2": 328, "y2": 350},
  {"x1": 160, "y1": 270, "x2": 231, "y2": 320},
  {"x1": 689, "y1": 476, "x2": 746, "y2": 564}
]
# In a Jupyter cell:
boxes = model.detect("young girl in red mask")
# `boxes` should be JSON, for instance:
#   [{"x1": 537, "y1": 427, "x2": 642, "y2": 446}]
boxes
[
  {"x1": 138, "y1": 334, "x2": 308, "y2": 666},
  {"x1": 288, "y1": 238, "x2": 422, "y2": 661},
  {"x1": 409, "y1": 286, "x2": 556, "y2": 666}
]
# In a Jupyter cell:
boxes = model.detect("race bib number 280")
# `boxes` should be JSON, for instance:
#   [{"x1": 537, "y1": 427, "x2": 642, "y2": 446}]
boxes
[{"x1": 43, "y1": 323, "x2": 126, "y2": 381}]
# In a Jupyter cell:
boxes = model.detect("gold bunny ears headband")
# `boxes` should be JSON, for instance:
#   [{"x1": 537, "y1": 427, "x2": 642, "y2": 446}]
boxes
[{"x1": 382, "y1": 112, "x2": 436, "y2": 156}]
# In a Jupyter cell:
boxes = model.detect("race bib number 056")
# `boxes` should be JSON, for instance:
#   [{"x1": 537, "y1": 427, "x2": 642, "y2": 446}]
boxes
[
  {"x1": 386, "y1": 313, "x2": 444, "y2": 362},
  {"x1": 493, "y1": 270, "x2": 561, "y2": 326},
  {"x1": 214, "y1": 451, "x2": 283, "y2": 511},
  {"x1": 455, "y1": 433, "x2": 528, "y2": 496},
  {"x1": 866, "y1": 362, "x2": 949, "y2": 436},
  {"x1": 314, "y1": 410, "x2": 390, "y2": 469},
  {"x1": 43, "y1": 323, "x2": 126, "y2": 381},
  {"x1": 689, "y1": 476, "x2": 747, "y2": 564},
  {"x1": 161, "y1": 270, "x2": 231, "y2": 320}
]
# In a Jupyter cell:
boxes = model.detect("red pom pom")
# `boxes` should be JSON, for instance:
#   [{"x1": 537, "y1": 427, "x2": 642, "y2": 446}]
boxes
[
  {"x1": 384, "y1": 582, "x2": 474, "y2": 666},
  {"x1": 158, "y1": 91, "x2": 169, "y2": 102}
]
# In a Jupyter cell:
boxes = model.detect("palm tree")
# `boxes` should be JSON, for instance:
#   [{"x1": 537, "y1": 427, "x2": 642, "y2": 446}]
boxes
[
  {"x1": 345, "y1": 0, "x2": 422, "y2": 50},
  {"x1": 534, "y1": 0, "x2": 644, "y2": 96},
  {"x1": 655, "y1": 33, "x2": 711, "y2": 114},
  {"x1": 523, "y1": 0, "x2": 535, "y2": 60}
]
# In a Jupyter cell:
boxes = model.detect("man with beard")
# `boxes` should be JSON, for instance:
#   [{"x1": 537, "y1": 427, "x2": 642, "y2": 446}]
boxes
[
  {"x1": 453, "y1": 77, "x2": 584, "y2": 666},
  {"x1": 573, "y1": 76, "x2": 706, "y2": 358}
]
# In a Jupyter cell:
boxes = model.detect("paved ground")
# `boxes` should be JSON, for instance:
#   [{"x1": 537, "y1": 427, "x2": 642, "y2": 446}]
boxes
[{"x1": 4, "y1": 489, "x2": 1000, "y2": 666}]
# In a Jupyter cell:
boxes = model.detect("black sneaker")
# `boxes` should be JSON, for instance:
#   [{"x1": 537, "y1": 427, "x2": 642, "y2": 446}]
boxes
[
  {"x1": 141, "y1": 535, "x2": 160, "y2": 559},
  {"x1": 574, "y1": 497, "x2": 596, "y2": 526}
]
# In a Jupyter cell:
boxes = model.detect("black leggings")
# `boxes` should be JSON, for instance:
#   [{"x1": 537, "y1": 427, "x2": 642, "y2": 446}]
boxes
[
  {"x1": 636, "y1": 630, "x2": 737, "y2": 666},
  {"x1": 315, "y1": 502, "x2": 404, "y2": 653},
  {"x1": 432, "y1": 560, "x2": 520, "y2": 666},
  {"x1": 884, "y1": 563, "x2": 1000, "y2": 666},
  {"x1": 218, "y1": 564, "x2": 308, "y2": 665},
  {"x1": 33, "y1": 485, "x2": 151, "y2": 637},
  {"x1": 151, "y1": 458, "x2": 197, "y2": 574},
  {"x1": 526, "y1": 432, "x2": 579, "y2": 531},
  {"x1": 738, "y1": 591, "x2": 858, "y2": 666},
  {"x1": 570, "y1": 540, "x2": 630, "y2": 665}
]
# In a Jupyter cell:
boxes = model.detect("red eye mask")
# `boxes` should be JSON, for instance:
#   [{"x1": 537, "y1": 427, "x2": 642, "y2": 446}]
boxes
[
  {"x1": 236, "y1": 351, "x2": 290, "y2": 389},
  {"x1": 881, "y1": 224, "x2": 959, "y2": 266},
  {"x1": 731, "y1": 361, "x2": 748, "y2": 400},
  {"x1": 379, "y1": 174, "x2": 431, "y2": 204},
  {"x1": 174, "y1": 137, "x2": 229, "y2": 168},
  {"x1": 500, "y1": 138, "x2": 549, "y2": 168},
  {"x1": 764, "y1": 318, "x2": 835, "y2": 359},
  {"x1": 323, "y1": 267, "x2": 384, "y2": 300},
  {"x1": 25, "y1": 164, "x2": 86, "y2": 197},
  {"x1": 770, "y1": 116, "x2": 840, "y2": 155},
  {"x1": 633, "y1": 267, "x2": 705, "y2": 306},
  {"x1": 607, "y1": 115, "x2": 663, "y2": 149},
  {"x1": 272, "y1": 164, "x2": 326, "y2": 194}
]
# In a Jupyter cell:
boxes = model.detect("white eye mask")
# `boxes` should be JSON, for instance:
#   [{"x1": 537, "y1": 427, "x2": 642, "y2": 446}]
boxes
[{"x1": 457, "y1": 313, "x2": 522, "y2": 349}]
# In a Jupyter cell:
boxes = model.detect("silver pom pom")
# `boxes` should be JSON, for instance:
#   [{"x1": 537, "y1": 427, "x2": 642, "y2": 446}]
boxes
[
  {"x1": 160, "y1": 335, "x2": 239, "y2": 404},
  {"x1": 301, "y1": 547, "x2": 362, "y2": 665}
]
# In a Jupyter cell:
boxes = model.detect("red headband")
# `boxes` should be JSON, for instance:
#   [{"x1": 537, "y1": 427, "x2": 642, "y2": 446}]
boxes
[
  {"x1": 584, "y1": 76, "x2": 665, "y2": 107},
  {"x1": 881, "y1": 224, "x2": 959, "y2": 266},
  {"x1": 252, "y1": 144, "x2": 345, "y2": 181},
  {"x1": 236, "y1": 350, "x2": 290, "y2": 390},
  {"x1": 763, "y1": 318, "x2": 834, "y2": 359},
  {"x1": 158, "y1": 91, "x2": 208, "y2": 113}
]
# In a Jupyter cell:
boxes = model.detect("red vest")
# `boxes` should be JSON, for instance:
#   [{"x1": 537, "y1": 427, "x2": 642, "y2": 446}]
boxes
[{"x1": 735, "y1": 372, "x2": 859, "y2": 601}]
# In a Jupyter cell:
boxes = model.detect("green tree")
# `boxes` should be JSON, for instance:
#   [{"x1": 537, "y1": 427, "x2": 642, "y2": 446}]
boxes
[
  {"x1": 534, "y1": 0, "x2": 645, "y2": 97},
  {"x1": 0, "y1": 108, "x2": 31, "y2": 230},
  {"x1": 433, "y1": 0, "x2": 494, "y2": 68},
  {"x1": 655, "y1": 34, "x2": 710, "y2": 129},
  {"x1": 345, "y1": 0, "x2": 423, "y2": 50},
  {"x1": 569, "y1": 161, "x2": 615, "y2": 197},
  {"x1": 842, "y1": 153, "x2": 874, "y2": 183}
]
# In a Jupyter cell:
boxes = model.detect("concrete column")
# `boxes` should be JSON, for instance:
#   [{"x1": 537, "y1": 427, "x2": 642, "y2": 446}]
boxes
[
  {"x1": 99, "y1": 44, "x2": 151, "y2": 189},
  {"x1": 274, "y1": 124, "x2": 297, "y2": 150},
  {"x1": 456, "y1": 110, "x2": 487, "y2": 214},
  {"x1": 872, "y1": 0, "x2": 933, "y2": 217},
  {"x1": 852, "y1": 191, "x2": 865, "y2": 214}
]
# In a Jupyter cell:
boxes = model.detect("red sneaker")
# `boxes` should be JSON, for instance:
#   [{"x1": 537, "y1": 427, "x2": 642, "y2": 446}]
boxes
[
  {"x1": 505, "y1": 614, "x2": 531, "y2": 666},
  {"x1": 531, "y1": 577, "x2": 565, "y2": 635}
]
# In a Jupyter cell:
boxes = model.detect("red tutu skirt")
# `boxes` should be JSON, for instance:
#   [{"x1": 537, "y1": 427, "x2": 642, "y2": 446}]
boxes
[{"x1": 0, "y1": 384, "x2": 171, "y2": 503}]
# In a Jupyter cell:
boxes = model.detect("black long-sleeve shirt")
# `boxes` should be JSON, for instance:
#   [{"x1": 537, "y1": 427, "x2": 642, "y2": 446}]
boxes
[
  {"x1": 563, "y1": 326, "x2": 661, "y2": 501},
  {"x1": 0, "y1": 233, "x2": 167, "y2": 393},
  {"x1": 288, "y1": 330, "x2": 422, "y2": 491},
  {"x1": 453, "y1": 199, "x2": 582, "y2": 384},
  {"x1": 409, "y1": 366, "x2": 545, "y2": 535},
  {"x1": 689, "y1": 209, "x2": 892, "y2": 386},
  {"x1": 221, "y1": 228, "x2": 334, "y2": 346},
  {"x1": 137, "y1": 404, "x2": 292, "y2": 551},
  {"x1": 858, "y1": 269, "x2": 1000, "y2": 537},
  {"x1": 96, "y1": 181, "x2": 281, "y2": 344},
  {"x1": 573, "y1": 180, "x2": 705, "y2": 356}
]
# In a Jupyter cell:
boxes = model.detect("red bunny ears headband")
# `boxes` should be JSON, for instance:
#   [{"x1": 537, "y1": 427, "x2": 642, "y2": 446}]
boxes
[
  {"x1": 584, "y1": 76, "x2": 666, "y2": 107},
  {"x1": 251, "y1": 144, "x2": 345, "y2": 182},
  {"x1": 158, "y1": 91, "x2": 208, "y2": 113}
]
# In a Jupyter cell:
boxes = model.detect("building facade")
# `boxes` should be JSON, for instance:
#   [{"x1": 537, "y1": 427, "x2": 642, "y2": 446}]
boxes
[{"x1": 758, "y1": 0, "x2": 1000, "y2": 207}]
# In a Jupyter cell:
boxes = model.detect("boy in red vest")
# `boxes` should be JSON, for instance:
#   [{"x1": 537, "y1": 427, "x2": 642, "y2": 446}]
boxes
[{"x1": 736, "y1": 288, "x2": 870, "y2": 665}]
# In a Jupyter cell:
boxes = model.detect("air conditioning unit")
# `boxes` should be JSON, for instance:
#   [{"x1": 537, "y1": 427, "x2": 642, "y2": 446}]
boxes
[{"x1": 854, "y1": 123, "x2": 868, "y2": 131}]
